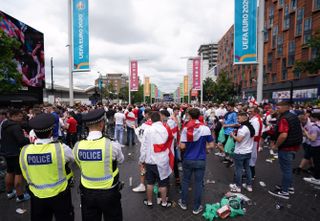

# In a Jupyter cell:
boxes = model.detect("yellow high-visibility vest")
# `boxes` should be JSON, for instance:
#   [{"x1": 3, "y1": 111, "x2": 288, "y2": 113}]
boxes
[
  {"x1": 73, "y1": 137, "x2": 119, "y2": 189},
  {"x1": 19, "y1": 143, "x2": 68, "y2": 198}
]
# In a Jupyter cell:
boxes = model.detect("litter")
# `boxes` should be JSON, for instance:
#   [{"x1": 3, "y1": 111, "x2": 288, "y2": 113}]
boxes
[
  {"x1": 16, "y1": 208, "x2": 27, "y2": 214},
  {"x1": 206, "y1": 179, "x2": 216, "y2": 184},
  {"x1": 266, "y1": 159, "x2": 273, "y2": 163},
  {"x1": 259, "y1": 181, "x2": 266, "y2": 187},
  {"x1": 128, "y1": 153, "x2": 132, "y2": 156},
  {"x1": 129, "y1": 177, "x2": 132, "y2": 186}
]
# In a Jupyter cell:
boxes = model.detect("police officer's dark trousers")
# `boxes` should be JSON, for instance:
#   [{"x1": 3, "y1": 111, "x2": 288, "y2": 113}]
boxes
[
  {"x1": 29, "y1": 187, "x2": 74, "y2": 221},
  {"x1": 80, "y1": 185, "x2": 122, "y2": 221}
]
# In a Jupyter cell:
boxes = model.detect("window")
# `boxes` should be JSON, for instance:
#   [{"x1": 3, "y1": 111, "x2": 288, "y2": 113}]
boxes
[
  {"x1": 294, "y1": 69, "x2": 301, "y2": 79},
  {"x1": 267, "y1": 52, "x2": 273, "y2": 72},
  {"x1": 279, "y1": 0, "x2": 284, "y2": 7},
  {"x1": 290, "y1": 0, "x2": 297, "y2": 11},
  {"x1": 283, "y1": 4, "x2": 290, "y2": 30},
  {"x1": 314, "y1": 0, "x2": 320, "y2": 11},
  {"x1": 282, "y1": 58, "x2": 288, "y2": 80},
  {"x1": 272, "y1": 74, "x2": 277, "y2": 83},
  {"x1": 295, "y1": 8, "x2": 304, "y2": 36},
  {"x1": 269, "y1": 5, "x2": 274, "y2": 27},
  {"x1": 288, "y1": 41, "x2": 295, "y2": 66},
  {"x1": 264, "y1": 22, "x2": 269, "y2": 42},
  {"x1": 304, "y1": 18, "x2": 312, "y2": 44},
  {"x1": 311, "y1": 48, "x2": 318, "y2": 60},
  {"x1": 277, "y1": 34, "x2": 284, "y2": 57},
  {"x1": 263, "y1": 66, "x2": 268, "y2": 84},
  {"x1": 272, "y1": 25, "x2": 278, "y2": 49}
]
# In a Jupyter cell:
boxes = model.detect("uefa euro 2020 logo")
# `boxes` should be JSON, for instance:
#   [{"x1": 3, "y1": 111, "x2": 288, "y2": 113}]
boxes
[{"x1": 77, "y1": 1, "x2": 85, "y2": 10}]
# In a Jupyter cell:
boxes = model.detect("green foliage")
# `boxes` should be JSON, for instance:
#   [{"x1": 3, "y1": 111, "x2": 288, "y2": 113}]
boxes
[
  {"x1": 119, "y1": 86, "x2": 129, "y2": 102},
  {"x1": 0, "y1": 29, "x2": 22, "y2": 93},
  {"x1": 203, "y1": 71, "x2": 235, "y2": 103},
  {"x1": 132, "y1": 84, "x2": 144, "y2": 104},
  {"x1": 294, "y1": 31, "x2": 320, "y2": 75}
]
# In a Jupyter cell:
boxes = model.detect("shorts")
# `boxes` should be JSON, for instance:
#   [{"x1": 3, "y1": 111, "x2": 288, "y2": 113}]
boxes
[
  {"x1": 145, "y1": 164, "x2": 169, "y2": 187},
  {"x1": 303, "y1": 143, "x2": 312, "y2": 160},
  {"x1": 5, "y1": 156, "x2": 22, "y2": 175}
]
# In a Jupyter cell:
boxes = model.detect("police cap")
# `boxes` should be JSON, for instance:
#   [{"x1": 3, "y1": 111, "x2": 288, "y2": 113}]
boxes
[
  {"x1": 82, "y1": 108, "x2": 105, "y2": 125},
  {"x1": 29, "y1": 113, "x2": 55, "y2": 133}
]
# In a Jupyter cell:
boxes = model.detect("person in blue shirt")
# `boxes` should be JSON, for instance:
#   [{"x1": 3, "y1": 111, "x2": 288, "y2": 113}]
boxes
[{"x1": 178, "y1": 108, "x2": 214, "y2": 215}]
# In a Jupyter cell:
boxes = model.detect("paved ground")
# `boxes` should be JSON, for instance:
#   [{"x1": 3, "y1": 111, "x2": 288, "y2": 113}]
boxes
[{"x1": 1, "y1": 141, "x2": 320, "y2": 221}]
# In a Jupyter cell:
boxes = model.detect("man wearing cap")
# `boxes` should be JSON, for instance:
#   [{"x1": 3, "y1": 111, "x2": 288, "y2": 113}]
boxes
[
  {"x1": 73, "y1": 109, "x2": 124, "y2": 221},
  {"x1": 19, "y1": 113, "x2": 74, "y2": 221},
  {"x1": 268, "y1": 101, "x2": 303, "y2": 200}
]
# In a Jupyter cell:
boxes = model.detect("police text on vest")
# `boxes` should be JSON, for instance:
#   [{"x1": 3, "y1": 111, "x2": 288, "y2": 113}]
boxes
[
  {"x1": 27, "y1": 153, "x2": 52, "y2": 165},
  {"x1": 78, "y1": 149, "x2": 102, "y2": 161}
]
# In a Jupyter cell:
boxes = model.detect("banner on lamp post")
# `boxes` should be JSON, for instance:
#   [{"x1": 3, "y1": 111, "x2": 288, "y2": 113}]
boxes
[
  {"x1": 130, "y1": 60, "x2": 138, "y2": 91},
  {"x1": 73, "y1": 0, "x2": 90, "y2": 71},
  {"x1": 144, "y1": 77, "x2": 150, "y2": 96},
  {"x1": 184, "y1": 75, "x2": 189, "y2": 96},
  {"x1": 192, "y1": 58, "x2": 201, "y2": 90},
  {"x1": 234, "y1": 0, "x2": 257, "y2": 64},
  {"x1": 151, "y1": 84, "x2": 155, "y2": 98}
]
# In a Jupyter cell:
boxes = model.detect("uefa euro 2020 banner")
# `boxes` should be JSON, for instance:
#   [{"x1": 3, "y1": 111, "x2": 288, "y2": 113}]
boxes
[
  {"x1": 234, "y1": 0, "x2": 257, "y2": 64},
  {"x1": 73, "y1": 0, "x2": 89, "y2": 71}
]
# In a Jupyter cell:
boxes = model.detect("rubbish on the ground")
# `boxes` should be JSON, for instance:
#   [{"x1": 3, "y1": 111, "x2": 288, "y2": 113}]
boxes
[
  {"x1": 266, "y1": 159, "x2": 273, "y2": 163},
  {"x1": 273, "y1": 155, "x2": 278, "y2": 159},
  {"x1": 129, "y1": 177, "x2": 132, "y2": 186},
  {"x1": 225, "y1": 192, "x2": 251, "y2": 203},
  {"x1": 16, "y1": 208, "x2": 27, "y2": 214},
  {"x1": 275, "y1": 202, "x2": 283, "y2": 210},
  {"x1": 217, "y1": 205, "x2": 231, "y2": 219},
  {"x1": 206, "y1": 179, "x2": 216, "y2": 184},
  {"x1": 171, "y1": 200, "x2": 176, "y2": 208},
  {"x1": 203, "y1": 196, "x2": 245, "y2": 220},
  {"x1": 259, "y1": 181, "x2": 266, "y2": 187},
  {"x1": 128, "y1": 153, "x2": 132, "y2": 156}
]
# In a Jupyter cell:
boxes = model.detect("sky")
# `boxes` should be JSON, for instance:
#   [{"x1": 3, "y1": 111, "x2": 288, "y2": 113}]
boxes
[{"x1": 1, "y1": 0, "x2": 234, "y2": 93}]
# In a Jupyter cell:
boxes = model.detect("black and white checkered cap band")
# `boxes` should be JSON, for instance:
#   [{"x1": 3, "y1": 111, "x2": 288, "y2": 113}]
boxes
[
  {"x1": 85, "y1": 116, "x2": 105, "y2": 125},
  {"x1": 34, "y1": 126, "x2": 54, "y2": 133}
]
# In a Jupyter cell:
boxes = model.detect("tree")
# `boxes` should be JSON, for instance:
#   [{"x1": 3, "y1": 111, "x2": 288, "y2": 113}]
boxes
[
  {"x1": 203, "y1": 77, "x2": 215, "y2": 102},
  {"x1": 211, "y1": 71, "x2": 235, "y2": 103},
  {"x1": 132, "y1": 84, "x2": 144, "y2": 104},
  {"x1": 119, "y1": 86, "x2": 129, "y2": 102},
  {"x1": 294, "y1": 31, "x2": 320, "y2": 75},
  {"x1": 0, "y1": 29, "x2": 22, "y2": 93}
]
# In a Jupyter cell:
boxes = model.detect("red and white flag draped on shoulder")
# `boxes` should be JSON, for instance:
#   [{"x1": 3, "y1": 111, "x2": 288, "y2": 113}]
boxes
[{"x1": 180, "y1": 119, "x2": 205, "y2": 143}]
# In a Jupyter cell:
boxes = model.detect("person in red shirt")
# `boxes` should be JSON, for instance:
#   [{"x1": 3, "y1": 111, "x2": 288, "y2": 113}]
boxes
[{"x1": 66, "y1": 111, "x2": 78, "y2": 148}]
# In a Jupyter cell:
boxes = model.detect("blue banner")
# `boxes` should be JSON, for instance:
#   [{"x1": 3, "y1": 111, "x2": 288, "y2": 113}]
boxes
[
  {"x1": 234, "y1": 0, "x2": 257, "y2": 64},
  {"x1": 73, "y1": 0, "x2": 89, "y2": 71}
]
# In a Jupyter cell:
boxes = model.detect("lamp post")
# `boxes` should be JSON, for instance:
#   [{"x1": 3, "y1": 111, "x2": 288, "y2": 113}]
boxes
[
  {"x1": 98, "y1": 72, "x2": 103, "y2": 103},
  {"x1": 289, "y1": 81, "x2": 294, "y2": 104}
]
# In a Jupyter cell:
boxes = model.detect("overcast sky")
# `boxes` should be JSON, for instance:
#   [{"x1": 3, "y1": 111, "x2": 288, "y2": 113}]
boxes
[{"x1": 2, "y1": 0, "x2": 234, "y2": 93}]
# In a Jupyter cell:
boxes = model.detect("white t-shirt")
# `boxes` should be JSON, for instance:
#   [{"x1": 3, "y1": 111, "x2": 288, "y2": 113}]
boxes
[
  {"x1": 234, "y1": 125, "x2": 254, "y2": 154},
  {"x1": 114, "y1": 112, "x2": 125, "y2": 125}
]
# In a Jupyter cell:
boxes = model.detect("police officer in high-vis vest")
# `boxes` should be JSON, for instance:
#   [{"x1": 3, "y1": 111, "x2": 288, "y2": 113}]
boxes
[
  {"x1": 73, "y1": 109, "x2": 124, "y2": 221},
  {"x1": 19, "y1": 113, "x2": 74, "y2": 221}
]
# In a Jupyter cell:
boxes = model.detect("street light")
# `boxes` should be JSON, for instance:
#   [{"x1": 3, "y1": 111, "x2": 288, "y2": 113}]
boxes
[{"x1": 98, "y1": 71, "x2": 103, "y2": 103}]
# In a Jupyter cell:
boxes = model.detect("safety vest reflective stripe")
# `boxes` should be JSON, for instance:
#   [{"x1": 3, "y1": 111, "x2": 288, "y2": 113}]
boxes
[
  {"x1": 74, "y1": 138, "x2": 114, "y2": 182},
  {"x1": 20, "y1": 143, "x2": 65, "y2": 189}
]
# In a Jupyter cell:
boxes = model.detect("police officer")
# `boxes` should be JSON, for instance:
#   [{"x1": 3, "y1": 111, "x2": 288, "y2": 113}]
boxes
[
  {"x1": 73, "y1": 109, "x2": 124, "y2": 221},
  {"x1": 19, "y1": 113, "x2": 74, "y2": 221}
]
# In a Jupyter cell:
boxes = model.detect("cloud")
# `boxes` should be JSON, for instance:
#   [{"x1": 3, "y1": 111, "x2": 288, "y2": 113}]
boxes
[{"x1": 1, "y1": 0, "x2": 234, "y2": 93}]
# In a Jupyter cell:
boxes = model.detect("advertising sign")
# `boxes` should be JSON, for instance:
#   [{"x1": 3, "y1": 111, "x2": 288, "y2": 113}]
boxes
[
  {"x1": 144, "y1": 76, "x2": 150, "y2": 96},
  {"x1": 192, "y1": 58, "x2": 201, "y2": 90},
  {"x1": 234, "y1": 0, "x2": 257, "y2": 64},
  {"x1": 0, "y1": 11, "x2": 45, "y2": 88},
  {"x1": 184, "y1": 75, "x2": 189, "y2": 96},
  {"x1": 130, "y1": 60, "x2": 138, "y2": 91},
  {"x1": 73, "y1": 0, "x2": 90, "y2": 71}
]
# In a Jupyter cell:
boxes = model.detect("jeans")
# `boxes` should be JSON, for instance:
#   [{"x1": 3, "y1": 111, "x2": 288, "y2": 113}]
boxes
[
  {"x1": 181, "y1": 160, "x2": 206, "y2": 210},
  {"x1": 233, "y1": 153, "x2": 252, "y2": 187},
  {"x1": 114, "y1": 125, "x2": 124, "y2": 144},
  {"x1": 278, "y1": 150, "x2": 295, "y2": 192},
  {"x1": 309, "y1": 146, "x2": 320, "y2": 179},
  {"x1": 126, "y1": 127, "x2": 135, "y2": 146}
]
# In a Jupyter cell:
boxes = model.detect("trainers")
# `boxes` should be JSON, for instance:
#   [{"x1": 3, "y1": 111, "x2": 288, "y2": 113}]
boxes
[
  {"x1": 268, "y1": 189, "x2": 289, "y2": 200},
  {"x1": 178, "y1": 199, "x2": 187, "y2": 210},
  {"x1": 242, "y1": 183, "x2": 253, "y2": 192},
  {"x1": 132, "y1": 183, "x2": 146, "y2": 192},
  {"x1": 7, "y1": 190, "x2": 16, "y2": 199},
  {"x1": 229, "y1": 184, "x2": 241, "y2": 193},
  {"x1": 16, "y1": 193, "x2": 31, "y2": 203},
  {"x1": 275, "y1": 185, "x2": 295, "y2": 194},
  {"x1": 303, "y1": 177, "x2": 320, "y2": 185},
  {"x1": 192, "y1": 205, "x2": 203, "y2": 215}
]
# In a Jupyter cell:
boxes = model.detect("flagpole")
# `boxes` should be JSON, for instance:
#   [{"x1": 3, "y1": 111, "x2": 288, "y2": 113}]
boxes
[
  {"x1": 200, "y1": 54, "x2": 203, "y2": 105},
  {"x1": 128, "y1": 58, "x2": 131, "y2": 105},
  {"x1": 257, "y1": 0, "x2": 264, "y2": 103},
  {"x1": 68, "y1": 0, "x2": 74, "y2": 106}
]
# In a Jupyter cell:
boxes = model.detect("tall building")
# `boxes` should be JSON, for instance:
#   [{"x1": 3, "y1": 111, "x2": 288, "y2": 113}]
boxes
[
  {"x1": 217, "y1": 0, "x2": 320, "y2": 101},
  {"x1": 198, "y1": 43, "x2": 218, "y2": 70},
  {"x1": 95, "y1": 73, "x2": 129, "y2": 93},
  {"x1": 217, "y1": 25, "x2": 257, "y2": 97}
]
